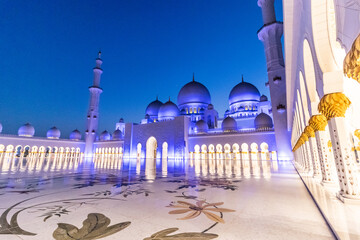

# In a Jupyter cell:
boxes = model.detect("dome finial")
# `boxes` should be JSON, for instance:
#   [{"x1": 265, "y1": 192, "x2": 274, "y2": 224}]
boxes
[
  {"x1": 169, "y1": 96, "x2": 171, "y2": 102},
  {"x1": 242, "y1": 74, "x2": 244, "y2": 83},
  {"x1": 98, "y1": 50, "x2": 102, "y2": 59},
  {"x1": 193, "y1": 72, "x2": 195, "y2": 82},
  {"x1": 156, "y1": 95, "x2": 158, "y2": 100}
]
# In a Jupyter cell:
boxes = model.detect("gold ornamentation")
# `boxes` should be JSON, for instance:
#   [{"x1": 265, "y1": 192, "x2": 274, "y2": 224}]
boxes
[
  {"x1": 355, "y1": 129, "x2": 360, "y2": 140},
  {"x1": 318, "y1": 93, "x2": 351, "y2": 120},
  {"x1": 309, "y1": 114, "x2": 327, "y2": 131},
  {"x1": 344, "y1": 33, "x2": 360, "y2": 82},
  {"x1": 327, "y1": 140, "x2": 332, "y2": 149},
  {"x1": 304, "y1": 126, "x2": 315, "y2": 138}
]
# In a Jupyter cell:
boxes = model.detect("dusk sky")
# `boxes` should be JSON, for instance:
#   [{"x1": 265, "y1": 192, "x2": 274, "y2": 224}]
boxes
[{"x1": 0, "y1": 0, "x2": 283, "y2": 137}]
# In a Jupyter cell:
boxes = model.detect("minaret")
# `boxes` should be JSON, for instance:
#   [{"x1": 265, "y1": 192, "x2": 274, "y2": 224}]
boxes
[
  {"x1": 84, "y1": 51, "x2": 103, "y2": 158},
  {"x1": 257, "y1": 0, "x2": 292, "y2": 160}
]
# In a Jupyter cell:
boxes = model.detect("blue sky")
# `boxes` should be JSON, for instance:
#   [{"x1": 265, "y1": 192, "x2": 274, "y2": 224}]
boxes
[{"x1": 0, "y1": 0, "x2": 283, "y2": 137}]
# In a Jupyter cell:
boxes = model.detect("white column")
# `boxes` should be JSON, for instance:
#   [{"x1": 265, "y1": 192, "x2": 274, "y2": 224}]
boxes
[
  {"x1": 319, "y1": 93, "x2": 360, "y2": 199},
  {"x1": 309, "y1": 114, "x2": 337, "y2": 185}
]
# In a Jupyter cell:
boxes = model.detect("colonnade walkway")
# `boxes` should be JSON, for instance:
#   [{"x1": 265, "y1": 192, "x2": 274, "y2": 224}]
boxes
[{"x1": 0, "y1": 158, "x2": 334, "y2": 239}]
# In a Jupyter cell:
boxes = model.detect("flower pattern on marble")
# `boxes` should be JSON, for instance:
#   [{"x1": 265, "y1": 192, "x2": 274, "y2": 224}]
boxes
[
  {"x1": 167, "y1": 200, "x2": 235, "y2": 223},
  {"x1": 143, "y1": 227, "x2": 218, "y2": 240},
  {"x1": 53, "y1": 213, "x2": 131, "y2": 240}
]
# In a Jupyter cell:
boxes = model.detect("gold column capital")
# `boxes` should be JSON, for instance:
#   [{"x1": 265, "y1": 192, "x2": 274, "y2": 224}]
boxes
[
  {"x1": 304, "y1": 126, "x2": 315, "y2": 138},
  {"x1": 309, "y1": 114, "x2": 327, "y2": 131},
  {"x1": 300, "y1": 133, "x2": 308, "y2": 142},
  {"x1": 318, "y1": 92, "x2": 351, "y2": 120}
]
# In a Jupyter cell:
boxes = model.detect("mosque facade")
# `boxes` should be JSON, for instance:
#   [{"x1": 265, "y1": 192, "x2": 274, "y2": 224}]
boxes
[{"x1": 0, "y1": 0, "x2": 292, "y2": 162}]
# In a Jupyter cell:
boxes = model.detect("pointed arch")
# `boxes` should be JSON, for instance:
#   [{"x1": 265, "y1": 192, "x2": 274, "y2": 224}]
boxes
[{"x1": 146, "y1": 137, "x2": 157, "y2": 159}]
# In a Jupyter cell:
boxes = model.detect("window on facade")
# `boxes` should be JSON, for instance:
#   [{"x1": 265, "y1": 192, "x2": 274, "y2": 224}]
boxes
[
  {"x1": 190, "y1": 108, "x2": 193, "y2": 114},
  {"x1": 186, "y1": 108, "x2": 189, "y2": 114}
]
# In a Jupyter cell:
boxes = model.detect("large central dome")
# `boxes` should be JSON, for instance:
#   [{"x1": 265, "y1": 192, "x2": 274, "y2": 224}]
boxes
[
  {"x1": 229, "y1": 79, "x2": 260, "y2": 105},
  {"x1": 177, "y1": 76, "x2": 211, "y2": 107}
]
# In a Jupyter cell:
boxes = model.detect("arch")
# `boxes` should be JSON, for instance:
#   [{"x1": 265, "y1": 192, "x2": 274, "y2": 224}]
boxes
[
  {"x1": 201, "y1": 144, "x2": 207, "y2": 153},
  {"x1": 299, "y1": 72, "x2": 310, "y2": 123},
  {"x1": 303, "y1": 39, "x2": 320, "y2": 110},
  {"x1": 162, "y1": 142, "x2": 168, "y2": 160},
  {"x1": 6, "y1": 145, "x2": 14, "y2": 153},
  {"x1": 232, "y1": 143, "x2": 240, "y2": 153},
  {"x1": 23, "y1": 145, "x2": 30, "y2": 157},
  {"x1": 208, "y1": 144, "x2": 215, "y2": 153},
  {"x1": 15, "y1": 145, "x2": 22, "y2": 156},
  {"x1": 224, "y1": 144, "x2": 231, "y2": 153},
  {"x1": 241, "y1": 143, "x2": 248, "y2": 152},
  {"x1": 31, "y1": 146, "x2": 38, "y2": 153},
  {"x1": 194, "y1": 144, "x2": 200, "y2": 153},
  {"x1": 39, "y1": 146, "x2": 46, "y2": 153},
  {"x1": 311, "y1": 0, "x2": 346, "y2": 73},
  {"x1": 250, "y1": 143, "x2": 258, "y2": 152},
  {"x1": 146, "y1": 136, "x2": 157, "y2": 159},
  {"x1": 216, "y1": 144, "x2": 222, "y2": 153},
  {"x1": 0, "y1": 144, "x2": 5, "y2": 152},
  {"x1": 53, "y1": 146, "x2": 58, "y2": 153},
  {"x1": 59, "y1": 147, "x2": 64, "y2": 153},
  {"x1": 75, "y1": 147, "x2": 80, "y2": 153},
  {"x1": 65, "y1": 147, "x2": 70, "y2": 153},
  {"x1": 119, "y1": 147, "x2": 123, "y2": 153},
  {"x1": 137, "y1": 143, "x2": 142, "y2": 157},
  {"x1": 260, "y1": 142, "x2": 269, "y2": 151}
]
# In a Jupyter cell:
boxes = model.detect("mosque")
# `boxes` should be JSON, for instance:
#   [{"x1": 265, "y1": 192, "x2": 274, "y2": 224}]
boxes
[{"x1": 0, "y1": 0, "x2": 292, "y2": 162}]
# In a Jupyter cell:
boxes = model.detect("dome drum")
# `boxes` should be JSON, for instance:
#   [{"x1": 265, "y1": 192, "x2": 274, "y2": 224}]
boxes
[
  {"x1": 254, "y1": 113, "x2": 273, "y2": 129},
  {"x1": 229, "y1": 81, "x2": 261, "y2": 107},
  {"x1": 112, "y1": 129, "x2": 122, "y2": 140},
  {"x1": 100, "y1": 130, "x2": 111, "y2": 141},
  {"x1": 69, "y1": 129, "x2": 81, "y2": 140},
  {"x1": 158, "y1": 100, "x2": 180, "y2": 121},
  {"x1": 177, "y1": 79, "x2": 211, "y2": 109},
  {"x1": 195, "y1": 120, "x2": 208, "y2": 134},
  {"x1": 222, "y1": 117, "x2": 237, "y2": 132},
  {"x1": 47, "y1": 126, "x2": 61, "y2": 139},
  {"x1": 18, "y1": 123, "x2": 35, "y2": 137}
]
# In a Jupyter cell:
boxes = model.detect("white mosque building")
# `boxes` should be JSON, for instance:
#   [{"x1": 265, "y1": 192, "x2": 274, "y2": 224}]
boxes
[{"x1": 0, "y1": 0, "x2": 292, "y2": 162}]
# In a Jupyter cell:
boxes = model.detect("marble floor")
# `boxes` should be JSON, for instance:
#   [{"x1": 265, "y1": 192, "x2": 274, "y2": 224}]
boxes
[
  {"x1": 299, "y1": 170, "x2": 360, "y2": 240},
  {"x1": 0, "y1": 156, "x2": 334, "y2": 239}
]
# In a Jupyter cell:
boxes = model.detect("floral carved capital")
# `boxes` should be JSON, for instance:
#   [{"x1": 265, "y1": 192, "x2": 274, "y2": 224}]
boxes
[
  {"x1": 318, "y1": 93, "x2": 351, "y2": 120},
  {"x1": 309, "y1": 114, "x2": 327, "y2": 132},
  {"x1": 304, "y1": 126, "x2": 315, "y2": 138}
]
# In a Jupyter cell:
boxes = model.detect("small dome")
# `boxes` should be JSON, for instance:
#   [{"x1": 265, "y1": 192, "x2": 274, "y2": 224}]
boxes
[
  {"x1": 207, "y1": 104, "x2": 214, "y2": 110},
  {"x1": 47, "y1": 126, "x2": 61, "y2": 139},
  {"x1": 100, "y1": 130, "x2": 111, "y2": 141},
  {"x1": 145, "y1": 99, "x2": 163, "y2": 117},
  {"x1": 255, "y1": 113, "x2": 273, "y2": 129},
  {"x1": 69, "y1": 129, "x2": 81, "y2": 140},
  {"x1": 229, "y1": 79, "x2": 260, "y2": 105},
  {"x1": 158, "y1": 100, "x2": 179, "y2": 121},
  {"x1": 0, "y1": 123, "x2": 2, "y2": 133},
  {"x1": 195, "y1": 120, "x2": 208, "y2": 133},
  {"x1": 119, "y1": 118, "x2": 124, "y2": 123},
  {"x1": 222, "y1": 117, "x2": 237, "y2": 132},
  {"x1": 177, "y1": 77, "x2": 211, "y2": 107},
  {"x1": 260, "y1": 94, "x2": 268, "y2": 102},
  {"x1": 113, "y1": 129, "x2": 122, "y2": 140},
  {"x1": 18, "y1": 123, "x2": 35, "y2": 137}
]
